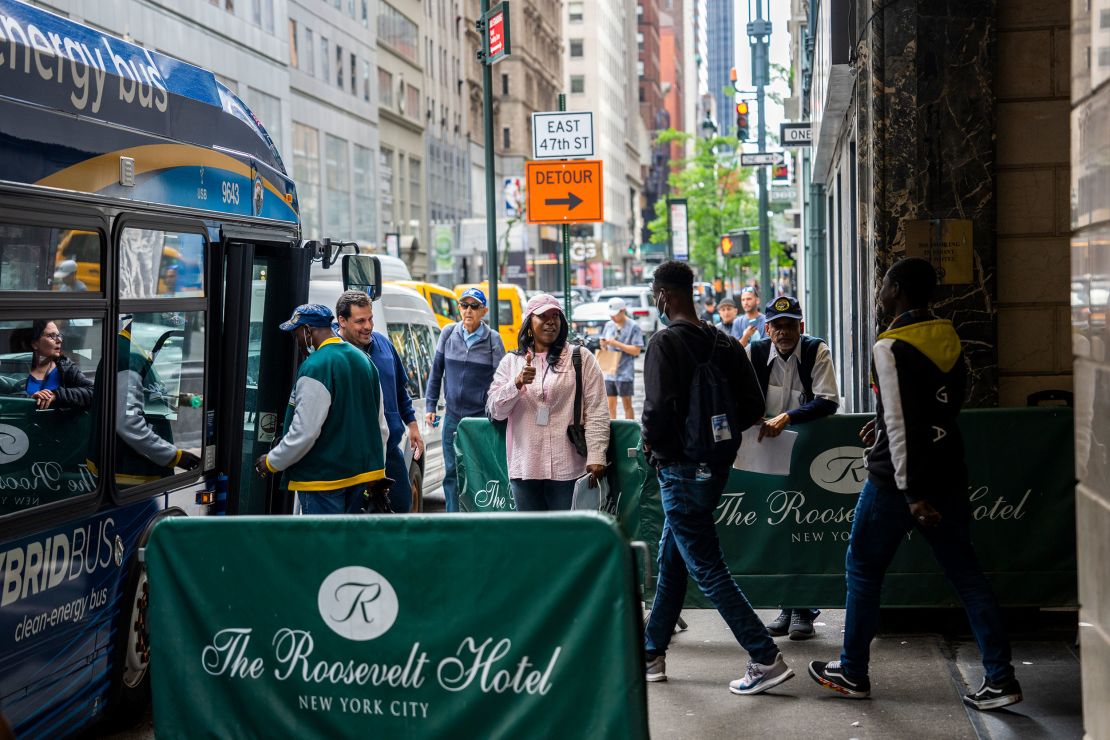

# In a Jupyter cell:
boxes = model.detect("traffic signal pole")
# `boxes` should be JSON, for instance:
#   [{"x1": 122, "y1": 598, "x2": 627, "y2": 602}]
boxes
[{"x1": 748, "y1": 1, "x2": 772, "y2": 298}]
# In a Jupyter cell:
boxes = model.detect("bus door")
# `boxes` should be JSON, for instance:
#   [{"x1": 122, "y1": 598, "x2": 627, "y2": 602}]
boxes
[{"x1": 217, "y1": 238, "x2": 310, "y2": 515}]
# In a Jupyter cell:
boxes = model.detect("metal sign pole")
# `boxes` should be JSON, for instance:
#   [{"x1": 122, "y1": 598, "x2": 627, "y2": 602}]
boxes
[
  {"x1": 480, "y1": 0, "x2": 499, "y2": 330},
  {"x1": 558, "y1": 93, "x2": 572, "y2": 318},
  {"x1": 749, "y1": 0, "x2": 772, "y2": 298}
]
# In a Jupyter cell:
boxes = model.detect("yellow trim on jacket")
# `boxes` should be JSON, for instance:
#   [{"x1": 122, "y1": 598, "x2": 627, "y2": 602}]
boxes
[{"x1": 288, "y1": 468, "x2": 386, "y2": 491}]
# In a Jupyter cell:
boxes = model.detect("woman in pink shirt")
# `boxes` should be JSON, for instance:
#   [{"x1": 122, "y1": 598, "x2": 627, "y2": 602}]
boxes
[{"x1": 487, "y1": 294, "x2": 609, "y2": 510}]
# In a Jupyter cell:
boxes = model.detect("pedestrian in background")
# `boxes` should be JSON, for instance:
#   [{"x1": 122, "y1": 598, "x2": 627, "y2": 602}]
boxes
[
  {"x1": 424, "y1": 287, "x2": 506, "y2": 512},
  {"x1": 334, "y1": 290, "x2": 424, "y2": 513},
  {"x1": 737, "y1": 287, "x2": 766, "y2": 347},
  {"x1": 255, "y1": 304, "x2": 390, "y2": 514},
  {"x1": 599, "y1": 296, "x2": 644, "y2": 420},
  {"x1": 487, "y1": 294, "x2": 609, "y2": 511},
  {"x1": 700, "y1": 294, "x2": 720, "y2": 324},
  {"x1": 641, "y1": 261, "x2": 793, "y2": 695},
  {"x1": 747, "y1": 296, "x2": 839, "y2": 640},
  {"x1": 809, "y1": 258, "x2": 1021, "y2": 710},
  {"x1": 715, "y1": 297, "x2": 746, "y2": 340}
]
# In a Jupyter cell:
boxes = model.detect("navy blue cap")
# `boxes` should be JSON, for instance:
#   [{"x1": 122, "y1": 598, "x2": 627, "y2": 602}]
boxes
[
  {"x1": 765, "y1": 295, "x2": 803, "y2": 321},
  {"x1": 279, "y1": 303, "x2": 335, "y2": 330}
]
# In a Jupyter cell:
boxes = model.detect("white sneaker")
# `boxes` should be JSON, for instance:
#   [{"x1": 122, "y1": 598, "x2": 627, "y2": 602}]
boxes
[
  {"x1": 645, "y1": 654, "x2": 667, "y2": 683},
  {"x1": 729, "y1": 653, "x2": 795, "y2": 695}
]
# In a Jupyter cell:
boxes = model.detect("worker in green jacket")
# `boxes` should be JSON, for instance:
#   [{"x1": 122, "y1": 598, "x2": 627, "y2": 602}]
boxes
[{"x1": 254, "y1": 303, "x2": 391, "y2": 514}]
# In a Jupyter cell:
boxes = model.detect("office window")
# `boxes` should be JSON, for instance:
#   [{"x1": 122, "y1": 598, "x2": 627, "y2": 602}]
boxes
[
  {"x1": 363, "y1": 60, "x2": 370, "y2": 101},
  {"x1": 292, "y1": 123, "x2": 320, "y2": 237},
  {"x1": 325, "y1": 134, "x2": 351, "y2": 236},
  {"x1": 304, "y1": 27, "x2": 315, "y2": 75},
  {"x1": 288, "y1": 19, "x2": 298, "y2": 67},
  {"x1": 569, "y1": 39, "x2": 583, "y2": 57},
  {"x1": 405, "y1": 83, "x2": 420, "y2": 119},
  {"x1": 502, "y1": 127, "x2": 510, "y2": 149},
  {"x1": 409, "y1": 158, "x2": 421, "y2": 227},
  {"x1": 379, "y1": 67, "x2": 394, "y2": 106},
  {"x1": 379, "y1": 147, "x2": 394, "y2": 229},
  {"x1": 350, "y1": 53, "x2": 356, "y2": 95},
  {"x1": 361, "y1": 0, "x2": 369, "y2": 27},
  {"x1": 321, "y1": 36, "x2": 330, "y2": 82},
  {"x1": 246, "y1": 87, "x2": 282, "y2": 150},
  {"x1": 378, "y1": 3, "x2": 419, "y2": 63},
  {"x1": 501, "y1": 73, "x2": 509, "y2": 96},
  {"x1": 353, "y1": 145, "x2": 376, "y2": 243},
  {"x1": 570, "y1": 75, "x2": 584, "y2": 93},
  {"x1": 568, "y1": 2, "x2": 583, "y2": 21},
  {"x1": 636, "y1": 31, "x2": 643, "y2": 51},
  {"x1": 336, "y1": 45, "x2": 344, "y2": 88}
]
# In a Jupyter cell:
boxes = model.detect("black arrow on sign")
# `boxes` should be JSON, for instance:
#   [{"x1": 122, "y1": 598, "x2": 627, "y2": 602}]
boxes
[{"x1": 544, "y1": 192, "x2": 584, "y2": 210}]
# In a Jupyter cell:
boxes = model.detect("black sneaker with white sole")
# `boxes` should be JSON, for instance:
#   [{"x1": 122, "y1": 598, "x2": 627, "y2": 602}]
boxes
[
  {"x1": 808, "y1": 660, "x2": 871, "y2": 699},
  {"x1": 963, "y1": 677, "x2": 1023, "y2": 711}
]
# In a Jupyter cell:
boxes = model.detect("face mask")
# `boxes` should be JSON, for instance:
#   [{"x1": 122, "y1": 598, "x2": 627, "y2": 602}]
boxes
[
  {"x1": 657, "y1": 294, "x2": 671, "y2": 326},
  {"x1": 303, "y1": 327, "x2": 315, "y2": 355}
]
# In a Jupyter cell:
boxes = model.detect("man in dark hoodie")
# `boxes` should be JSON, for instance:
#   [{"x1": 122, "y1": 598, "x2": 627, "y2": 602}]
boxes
[
  {"x1": 808, "y1": 257, "x2": 1021, "y2": 711},
  {"x1": 641, "y1": 261, "x2": 793, "y2": 696}
]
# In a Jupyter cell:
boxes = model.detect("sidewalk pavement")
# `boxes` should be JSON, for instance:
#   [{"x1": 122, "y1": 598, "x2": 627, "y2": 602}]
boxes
[{"x1": 647, "y1": 608, "x2": 1083, "y2": 739}]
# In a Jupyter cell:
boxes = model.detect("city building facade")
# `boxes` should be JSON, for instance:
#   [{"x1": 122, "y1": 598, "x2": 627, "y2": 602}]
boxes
[
  {"x1": 377, "y1": 0, "x2": 427, "y2": 277},
  {"x1": 638, "y1": 0, "x2": 670, "y2": 270},
  {"x1": 707, "y1": 0, "x2": 735, "y2": 136},
  {"x1": 565, "y1": 0, "x2": 643, "y2": 287}
]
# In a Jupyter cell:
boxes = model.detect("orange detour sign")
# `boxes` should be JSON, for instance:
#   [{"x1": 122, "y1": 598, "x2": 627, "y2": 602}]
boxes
[{"x1": 525, "y1": 159, "x2": 604, "y2": 224}]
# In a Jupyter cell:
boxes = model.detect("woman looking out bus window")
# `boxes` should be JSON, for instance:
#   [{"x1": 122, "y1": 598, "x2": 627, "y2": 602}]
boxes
[{"x1": 1, "y1": 320, "x2": 94, "y2": 409}]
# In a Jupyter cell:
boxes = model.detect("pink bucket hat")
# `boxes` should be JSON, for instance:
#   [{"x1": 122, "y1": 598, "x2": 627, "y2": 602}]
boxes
[{"x1": 522, "y1": 293, "x2": 565, "y2": 321}]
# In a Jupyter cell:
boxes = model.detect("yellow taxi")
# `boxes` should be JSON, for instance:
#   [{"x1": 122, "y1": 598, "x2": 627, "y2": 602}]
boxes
[
  {"x1": 389, "y1": 280, "x2": 460, "y2": 329},
  {"x1": 453, "y1": 282, "x2": 526, "y2": 351}
]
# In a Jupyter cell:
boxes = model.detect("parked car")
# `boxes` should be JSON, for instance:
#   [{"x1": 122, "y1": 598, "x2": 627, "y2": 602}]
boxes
[
  {"x1": 594, "y1": 286, "x2": 660, "y2": 339},
  {"x1": 390, "y1": 280, "x2": 460, "y2": 328},
  {"x1": 571, "y1": 301, "x2": 611, "y2": 351},
  {"x1": 309, "y1": 268, "x2": 445, "y2": 510}
]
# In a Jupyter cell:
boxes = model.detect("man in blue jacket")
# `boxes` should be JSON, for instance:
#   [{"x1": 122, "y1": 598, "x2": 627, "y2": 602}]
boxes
[
  {"x1": 335, "y1": 290, "x2": 424, "y2": 513},
  {"x1": 424, "y1": 287, "x2": 506, "y2": 511}
]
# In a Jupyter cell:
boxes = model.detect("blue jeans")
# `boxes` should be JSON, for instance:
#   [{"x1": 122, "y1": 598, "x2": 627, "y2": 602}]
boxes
[
  {"x1": 841, "y1": 479, "x2": 1014, "y2": 683},
  {"x1": 299, "y1": 484, "x2": 367, "y2": 514},
  {"x1": 510, "y1": 478, "x2": 576, "y2": 511},
  {"x1": 385, "y1": 445, "x2": 410, "y2": 513},
  {"x1": 644, "y1": 462, "x2": 778, "y2": 665},
  {"x1": 441, "y1": 413, "x2": 461, "y2": 512}
]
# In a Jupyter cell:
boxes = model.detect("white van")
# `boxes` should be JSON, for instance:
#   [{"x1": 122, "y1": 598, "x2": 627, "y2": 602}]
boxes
[{"x1": 309, "y1": 263, "x2": 446, "y2": 510}]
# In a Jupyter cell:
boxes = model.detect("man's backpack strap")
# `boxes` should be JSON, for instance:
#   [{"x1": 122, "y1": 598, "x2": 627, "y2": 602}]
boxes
[{"x1": 749, "y1": 338, "x2": 773, "y2": 395}]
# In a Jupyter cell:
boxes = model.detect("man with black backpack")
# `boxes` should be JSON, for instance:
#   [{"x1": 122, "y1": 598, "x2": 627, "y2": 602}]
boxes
[
  {"x1": 641, "y1": 261, "x2": 794, "y2": 695},
  {"x1": 747, "y1": 296, "x2": 839, "y2": 640}
]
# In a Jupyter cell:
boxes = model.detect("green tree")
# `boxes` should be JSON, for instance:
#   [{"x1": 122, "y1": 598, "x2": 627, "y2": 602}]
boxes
[{"x1": 648, "y1": 128, "x2": 794, "y2": 286}]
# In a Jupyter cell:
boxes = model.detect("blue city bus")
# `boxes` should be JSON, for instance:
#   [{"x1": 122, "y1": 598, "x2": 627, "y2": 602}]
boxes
[{"x1": 0, "y1": 1, "x2": 325, "y2": 735}]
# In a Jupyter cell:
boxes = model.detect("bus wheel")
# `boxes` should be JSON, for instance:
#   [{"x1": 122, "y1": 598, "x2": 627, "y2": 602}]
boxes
[
  {"x1": 105, "y1": 507, "x2": 184, "y2": 728},
  {"x1": 408, "y1": 455, "x2": 425, "y2": 512}
]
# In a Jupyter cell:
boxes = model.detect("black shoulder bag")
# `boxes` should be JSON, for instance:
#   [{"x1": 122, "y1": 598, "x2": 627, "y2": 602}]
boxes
[{"x1": 567, "y1": 346, "x2": 589, "y2": 456}]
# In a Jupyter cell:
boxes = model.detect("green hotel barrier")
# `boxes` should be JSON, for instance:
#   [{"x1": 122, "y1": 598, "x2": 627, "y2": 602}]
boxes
[
  {"x1": 147, "y1": 514, "x2": 649, "y2": 739},
  {"x1": 455, "y1": 418, "x2": 648, "y2": 540},
  {"x1": 455, "y1": 409, "x2": 1077, "y2": 609}
]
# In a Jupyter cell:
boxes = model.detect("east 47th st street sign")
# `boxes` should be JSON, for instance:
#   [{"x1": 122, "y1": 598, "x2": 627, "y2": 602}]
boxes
[
  {"x1": 531, "y1": 111, "x2": 594, "y2": 159},
  {"x1": 526, "y1": 160, "x2": 604, "y2": 224}
]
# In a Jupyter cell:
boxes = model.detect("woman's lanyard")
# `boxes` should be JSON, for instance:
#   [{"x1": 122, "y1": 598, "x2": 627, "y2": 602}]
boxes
[{"x1": 538, "y1": 358, "x2": 551, "y2": 403}]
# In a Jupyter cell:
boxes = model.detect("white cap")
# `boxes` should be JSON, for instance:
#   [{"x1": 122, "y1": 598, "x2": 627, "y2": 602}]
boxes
[
  {"x1": 54, "y1": 259, "x2": 77, "y2": 278},
  {"x1": 607, "y1": 297, "x2": 627, "y2": 316}
]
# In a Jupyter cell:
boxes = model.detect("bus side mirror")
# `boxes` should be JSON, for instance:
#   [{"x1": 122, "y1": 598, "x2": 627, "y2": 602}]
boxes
[{"x1": 342, "y1": 255, "x2": 382, "y2": 300}]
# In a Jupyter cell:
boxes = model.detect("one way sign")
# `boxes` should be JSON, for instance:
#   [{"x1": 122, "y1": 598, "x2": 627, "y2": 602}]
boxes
[
  {"x1": 525, "y1": 160, "x2": 604, "y2": 224},
  {"x1": 780, "y1": 122, "x2": 812, "y2": 147}
]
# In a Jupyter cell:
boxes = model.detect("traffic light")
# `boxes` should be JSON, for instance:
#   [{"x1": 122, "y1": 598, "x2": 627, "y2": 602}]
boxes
[
  {"x1": 720, "y1": 234, "x2": 735, "y2": 256},
  {"x1": 736, "y1": 102, "x2": 749, "y2": 142}
]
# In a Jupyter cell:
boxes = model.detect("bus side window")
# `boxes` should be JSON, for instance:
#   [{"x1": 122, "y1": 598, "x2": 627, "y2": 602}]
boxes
[
  {"x1": 0, "y1": 318, "x2": 103, "y2": 515},
  {"x1": 0, "y1": 223, "x2": 102, "y2": 293}
]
